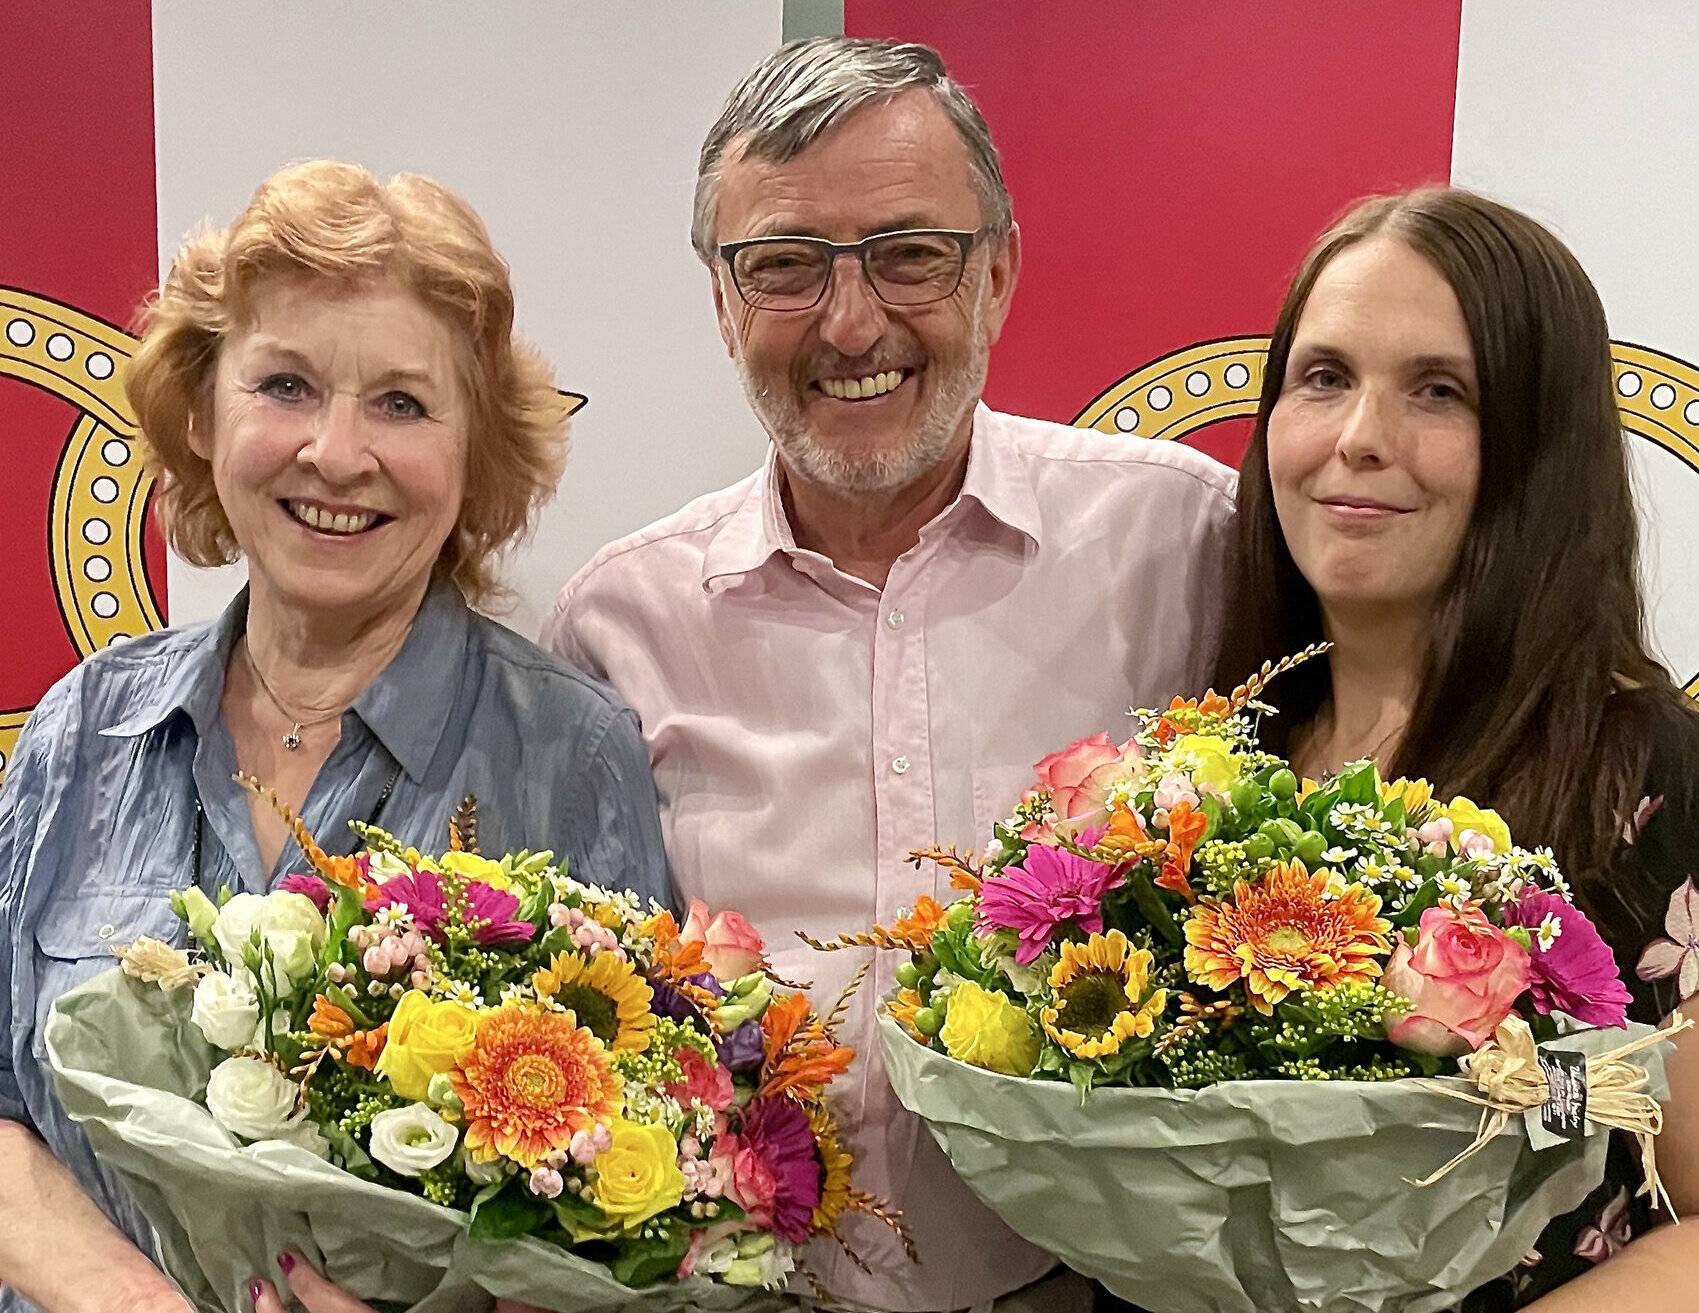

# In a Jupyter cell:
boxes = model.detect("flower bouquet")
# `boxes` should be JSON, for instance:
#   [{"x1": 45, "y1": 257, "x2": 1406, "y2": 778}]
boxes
[
  {"x1": 47, "y1": 786, "x2": 903, "y2": 1313},
  {"x1": 809, "y1": 656, "x2": 1683, "y2": 1313}
]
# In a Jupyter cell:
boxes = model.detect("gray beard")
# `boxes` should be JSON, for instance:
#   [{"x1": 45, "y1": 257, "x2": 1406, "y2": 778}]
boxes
[{"x1": 731, "y1": 317, "x2": 990, "y2": 495}]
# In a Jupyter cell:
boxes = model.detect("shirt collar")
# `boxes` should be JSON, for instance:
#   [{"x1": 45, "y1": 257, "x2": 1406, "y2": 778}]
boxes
[
  {"x1": 99, "y1": 592, "x2": 245, "y2": 741},
  {"x1": 700, "y1": 404, "x2": 1040, "y2": 594},
  {"x1": 954, "y1": 403, "x2": 1042, "y2": 548},
  {"x1": 98, "y1": 578, "x2": 470, "y2": 786},
  {"x1": 700, "y1": 447, "x2": 792, "y2": 593}
]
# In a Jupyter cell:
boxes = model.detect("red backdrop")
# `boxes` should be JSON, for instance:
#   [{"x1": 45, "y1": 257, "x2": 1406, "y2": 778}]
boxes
[
  {"x1": 1, "y1": 1, "x2": 164, "y2": 708},
  {"x1": 844, "y1": 0, "x2": 1464, "y2": 465}
]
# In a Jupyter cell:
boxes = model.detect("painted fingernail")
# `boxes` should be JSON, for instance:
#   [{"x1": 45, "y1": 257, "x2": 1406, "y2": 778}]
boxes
[
  {"x1": 276, "y1": 1251, "x2": 296, "y2": 1274},
  {"x1": 248, "y1": 1279, "x2": 264, "y2": 1306}
]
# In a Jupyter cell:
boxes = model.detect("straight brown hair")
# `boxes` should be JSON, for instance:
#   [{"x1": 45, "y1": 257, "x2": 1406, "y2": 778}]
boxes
[{"x1": 1214, "y1": 187, "x2": 1694, "y2": 913}]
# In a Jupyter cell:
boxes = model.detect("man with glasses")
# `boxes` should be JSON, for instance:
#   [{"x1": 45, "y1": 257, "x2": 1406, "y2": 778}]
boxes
[{"x1": 545, "y1": 36, "x2": 1232, "y2": 1312}]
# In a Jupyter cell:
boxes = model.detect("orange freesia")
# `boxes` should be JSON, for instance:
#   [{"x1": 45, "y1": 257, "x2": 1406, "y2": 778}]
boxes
[
  {"x1": 1156, "y1": 800, "x2": 1208, "y2": 899},
  {"x1": 890, "y1": 895, "x2": 950, "y2": 947},
  {"x1": 344, "y1": 1023, "x2": 388, "y2": 1070},
  {"x1": 648, "y1": 909, "x2": 710, "y2": 983},
  {"x1": 309, "y1": 996, "x2": 354, "y2": 1039},
  {"x1": 759, "y1": 993, "x2": 855, "y2": 1100},
  {"x1": 1153, "y1": 691, "x2": 1232, "y2": 745}
]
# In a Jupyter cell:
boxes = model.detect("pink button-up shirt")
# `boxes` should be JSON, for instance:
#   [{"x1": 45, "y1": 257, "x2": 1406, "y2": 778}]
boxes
[{"x1": 544, "y1": 405, "x2": 1235, "y2": 1311}]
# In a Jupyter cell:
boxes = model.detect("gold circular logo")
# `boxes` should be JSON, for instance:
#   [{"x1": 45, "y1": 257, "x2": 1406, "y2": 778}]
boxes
[
  {"x1": 2, "y1": 290, "x2": 160, "y2": 775},
  {"x1": 1076, "y1": 336, "x2": 1699, "y2": 698}
]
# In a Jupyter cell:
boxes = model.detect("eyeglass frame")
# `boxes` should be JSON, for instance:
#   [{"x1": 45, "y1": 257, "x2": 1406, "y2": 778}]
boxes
[{"x1": 716, "y1": 227, "x2": 989, "y2": 312}]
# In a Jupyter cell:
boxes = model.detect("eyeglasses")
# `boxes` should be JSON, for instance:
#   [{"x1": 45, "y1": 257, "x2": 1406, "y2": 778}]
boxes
[{"x1": 718, "y1": 228, "x2": 986, "y2": 312}]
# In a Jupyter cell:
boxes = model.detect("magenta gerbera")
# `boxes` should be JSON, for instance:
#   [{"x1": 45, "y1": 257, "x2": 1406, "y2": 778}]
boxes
[
  {"x1": 462, "y1": 880, "x2": 536, "y2": 947},
  {"x1": 977, "y1": 843, "x2": 1124, "y2": 964},
  {"x1": 365, "y1": 870, "x2": 534, "y2": 946},
  {"x1": 725, "y1": 1096, "x2": 822, "y2": 1244},
  {"x1": 1505, "y1": 891, "x2": 1632, "y2": 1028},
  {"x1": 365, "y1": 869, "x2": 448, "y2": 940}
]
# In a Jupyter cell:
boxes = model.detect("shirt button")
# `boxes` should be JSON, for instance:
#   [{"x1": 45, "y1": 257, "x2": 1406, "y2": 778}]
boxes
[
  {"x1": 886, "y1": 608, "x2": 906, "y2": 630},
  {"x1": 97, "y1": 923, "x2": 116, "y2": 941},
  {"x1": 891, "y1": 755, "x2": 911, "y2": 775}
]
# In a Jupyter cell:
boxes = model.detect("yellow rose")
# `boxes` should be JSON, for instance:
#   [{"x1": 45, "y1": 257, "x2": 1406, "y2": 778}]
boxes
[
  {"x1": 589, "y1": 1118, "x2": 685, "y2": 1231},
  {"x1": 374, "y1": 991, "x2": 483, "y2": 1100},
  {"x1": 940, "y1": 981, "x2": 1040, "y2": 1077},
  {"x1": 1167, "y1": 734, "x2": 1242, "y2": 796},
  {"x1": 438, "y1": 851, "x2": 511, "y2": 890},
  {"x1": 1381, "y1": 777, "x2": 1434, "y2": 817},
  {"x1": 1440, "y1": 797, "x2": 1513, "y2": 854}
]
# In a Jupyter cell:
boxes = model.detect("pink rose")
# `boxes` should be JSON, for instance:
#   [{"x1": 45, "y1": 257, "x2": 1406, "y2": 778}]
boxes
[
  {"x1": 666, "y1": 1045, "x2": 735, "y2": 1112},
  {"x1": 1383, "y1": 904, "x2": 1532, "y2": 1056},
  {"x1": 681, "y1": 899, "x2": 766, "y2": 981},
  {"x1": 710, "y1": 1135, "x2": 778, "y2": 1230},
  {"x1": 1025, "y1": 732, "x2": 1143, "y2": 838}
]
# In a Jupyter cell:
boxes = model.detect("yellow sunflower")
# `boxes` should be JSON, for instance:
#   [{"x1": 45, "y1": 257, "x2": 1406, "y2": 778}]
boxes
[
  {"x1": 532, "y1": 950, "x2": 655, "y2": 1054},
  {"x1": 1040, "y1": 929, "x2": 1167, "y2": 1061},
  {"x1": 809, "y1": 1105, "x2": 855, "y2": 1233},
  {"x1": 1183, "y1": 861, "x2": 1391, "y2": 1015}
]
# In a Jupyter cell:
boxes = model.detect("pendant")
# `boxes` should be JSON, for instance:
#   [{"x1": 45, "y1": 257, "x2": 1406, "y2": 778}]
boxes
[{"x1": 283, "y1": 723, "x2": 302, "y2": 751}]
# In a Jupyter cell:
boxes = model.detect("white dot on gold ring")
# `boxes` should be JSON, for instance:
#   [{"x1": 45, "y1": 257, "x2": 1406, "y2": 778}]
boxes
[
  {"x1": 1148, "y1": 385, "x2": 1173, "y2": 411},
  {"x1": 46, "y1": 333, "x2": 74, "y2": 361},
  {"x1": 102, "y1": 439, "x2": 130, "y2": 466},
  {"x1": 1186, "y1": 370, "x2": 1210, "y2": 396},
  {"x1": 91, "y1": 477, "x2": 120, "y2": 504},
  {"x1": 1114, "y1": 406, "x2": 1139, "y2": 432},
  {"x1": 5, "y1": 319, "x2": 33, "y2": 347},
  {"x1": 92, "y1": 592, "x2": 120, "y2": 619},
  {"x1": 1617, "y1": 371, "x2": 1642, "y2": 398},
  {"x1": 1225, "y1": 362, "x2": 1251, "y2": 389},
  {"x1": 83, "y1": 518, "x2": 111, "y2": 545},
  {"x1": 1686, "y1": 400, "x2": 1699, "y2": 426},
  {"x1": 1649, "y1": 384, "x2": 1676, "y2": 410},
  {"x1": 86, "y1": 352, "x2": 114, "y2": 380},
  {"x1": 84, "y1": 556, "x2": 112, "y2": 582}
]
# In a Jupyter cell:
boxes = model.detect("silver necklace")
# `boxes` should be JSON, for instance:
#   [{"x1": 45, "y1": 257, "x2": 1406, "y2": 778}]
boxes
[{"x1": 241, "y1": 642, "x2": 347, "y2": 751}]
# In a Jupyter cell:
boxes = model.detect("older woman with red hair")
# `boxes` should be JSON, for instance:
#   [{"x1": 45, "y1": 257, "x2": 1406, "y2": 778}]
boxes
[{"x1": 0, "y1": 161, "x2": 671, "y2": 1313}]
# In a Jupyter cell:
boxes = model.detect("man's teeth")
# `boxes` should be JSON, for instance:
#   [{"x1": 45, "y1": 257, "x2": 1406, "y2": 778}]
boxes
[
  {"x1": 820, "y1": 370, "x2": 906, "y2": 401},
  {"x1": 288, "y1": 502, "x2": 377, "y2": 535}
]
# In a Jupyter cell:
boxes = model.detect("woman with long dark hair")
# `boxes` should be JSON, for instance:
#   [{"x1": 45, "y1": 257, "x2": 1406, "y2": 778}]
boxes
[{"x1": 1215, "y1": 187, "x2": 1699, "y2": 1309}]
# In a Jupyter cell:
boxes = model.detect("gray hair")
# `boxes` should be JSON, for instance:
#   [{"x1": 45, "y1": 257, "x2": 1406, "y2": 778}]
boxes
[{"x1": 690, "y1": 36, "x2": 1013, "y2": 262}]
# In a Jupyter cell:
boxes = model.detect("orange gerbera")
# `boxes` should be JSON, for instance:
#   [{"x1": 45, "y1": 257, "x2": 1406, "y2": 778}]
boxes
[
  {"x1": 1183, "y1": 861, "x2": 1391, "y2": 1014},
  {"x1": 451, "y1": 1005, "x2": 621, "y2": 1167}
]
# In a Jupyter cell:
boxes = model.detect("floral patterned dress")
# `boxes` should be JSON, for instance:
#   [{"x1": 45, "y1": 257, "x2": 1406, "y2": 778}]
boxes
[{"x1": 1464, "y1": 704, "x2": 1699, "y2": 1310}]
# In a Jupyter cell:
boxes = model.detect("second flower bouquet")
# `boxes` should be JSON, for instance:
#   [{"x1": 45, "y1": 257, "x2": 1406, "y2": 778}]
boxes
[{"x1": 809, "y1": 655, "x2": 1682, "y2": 1313}]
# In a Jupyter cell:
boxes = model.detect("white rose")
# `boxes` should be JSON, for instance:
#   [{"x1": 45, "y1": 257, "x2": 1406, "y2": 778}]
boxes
[
  {"x1": 205, "y1": 1055, "x2": 305, "y2": 1141},
  {"x1": 367, "y1": 1104, "x2": 459, "y2": 1177},
  {"x1": 213, "y1": 891, "x2": 326, "y2": 993},
  {"x1": 190, "y1": 971, "x2": 260, "y2": 1050}
]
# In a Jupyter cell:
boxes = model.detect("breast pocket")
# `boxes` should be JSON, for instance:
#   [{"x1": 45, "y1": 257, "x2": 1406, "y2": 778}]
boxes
[{"x1": 31, "y1": 886, "x2": 186, "y2": 1058}]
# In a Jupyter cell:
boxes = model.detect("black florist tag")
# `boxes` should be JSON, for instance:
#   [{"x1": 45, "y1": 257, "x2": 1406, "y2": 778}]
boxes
[{"x1": 1537, "y1": 1049, "x2": 1589, "y2": 1140}]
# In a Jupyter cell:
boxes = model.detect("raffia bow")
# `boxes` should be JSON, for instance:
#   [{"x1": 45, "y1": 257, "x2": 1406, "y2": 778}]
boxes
[{"x1": 1409, "y1": 1012, "x2": 1691, "y2": 1214}]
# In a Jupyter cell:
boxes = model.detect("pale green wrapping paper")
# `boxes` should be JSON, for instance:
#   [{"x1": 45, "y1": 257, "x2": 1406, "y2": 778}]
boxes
[
  {"x1": 45, "y1": 969, "x2": 785, "y2": 1313},
  {"x1": 880, "y1": 1013, "x2": 1671, "y2": 1313}
]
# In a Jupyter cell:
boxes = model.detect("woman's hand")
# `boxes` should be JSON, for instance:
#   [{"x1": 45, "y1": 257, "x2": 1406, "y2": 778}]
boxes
[{"x1": 249, "y1": 1253, "x2": 376, "y2": 1313}]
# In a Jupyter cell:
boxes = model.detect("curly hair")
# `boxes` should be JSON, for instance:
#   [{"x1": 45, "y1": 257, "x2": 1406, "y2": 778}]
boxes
[{"x1": 126, "y1": 159, "x2": 569, "y2": 607}]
